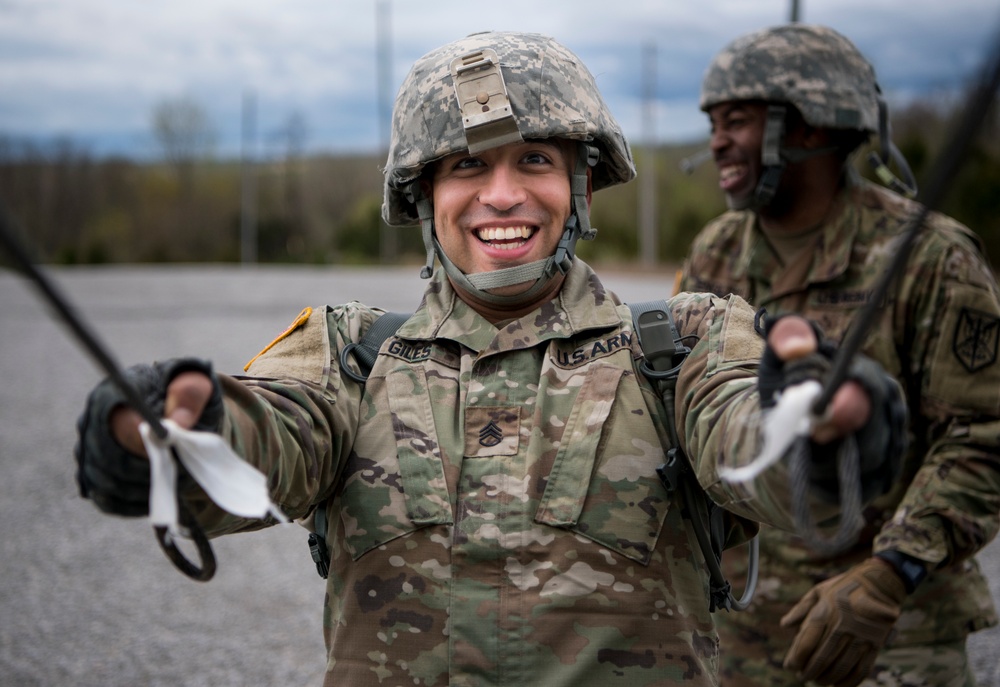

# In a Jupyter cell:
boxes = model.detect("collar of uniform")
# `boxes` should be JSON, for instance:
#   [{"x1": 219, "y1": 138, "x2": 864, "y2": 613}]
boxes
[
  {"x1": 731, "y1": 211, "x2": 759, "y2": 282},
  {"x1": 398, "y1": 258, "x2": 625, "y2": 354},
  {"x1": 810, "y1": 179, "x2": 861, "y2": 283},
  {"x1": 741, "y1": 180, "x2": 860, "y2": 287}
]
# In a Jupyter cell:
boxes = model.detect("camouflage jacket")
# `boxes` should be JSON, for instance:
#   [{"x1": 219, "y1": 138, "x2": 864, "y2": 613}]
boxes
[
  {"x1": 187, "y1": 259, "x2": 851, "y2": 686},
  {"x1": 679, "y1": 176, "x2": 1000, "y2": 645}
]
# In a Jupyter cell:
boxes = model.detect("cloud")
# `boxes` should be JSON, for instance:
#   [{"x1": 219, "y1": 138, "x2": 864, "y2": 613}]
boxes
[{"x1": 1, "y1": 0, "x2": 997, "y2": 158}]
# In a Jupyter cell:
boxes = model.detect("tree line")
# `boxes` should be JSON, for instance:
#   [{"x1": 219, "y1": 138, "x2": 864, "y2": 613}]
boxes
[{"x1": 1, "y1": 95, "x2": 998, "y2": 270}]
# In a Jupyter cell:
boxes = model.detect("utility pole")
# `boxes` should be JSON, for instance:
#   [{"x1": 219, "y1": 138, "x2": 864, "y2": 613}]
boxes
[
  {"x1": 638, "y1": 42, "x2": 658, "y2": 267},
  {"x1": 240, "y1": 90, "x2": 258, "y2": 265},
  {"x1": 376, "y1": 0, "x2": 397, "y2": 263},
  {"x1": 790, "y1": 0, "x2": 801, "y2": 22}
]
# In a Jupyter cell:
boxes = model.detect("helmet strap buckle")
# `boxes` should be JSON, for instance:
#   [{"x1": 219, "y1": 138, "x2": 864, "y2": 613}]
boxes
[
  {"x1": 751, "y1": 105, "x2": 788, "y2": 208},
  {"x1": 551, "y1": 142, "x2": 600, "y2": 275},
  {"x1": 404, "y1": 181, "x2": 437, "y2": 279}
]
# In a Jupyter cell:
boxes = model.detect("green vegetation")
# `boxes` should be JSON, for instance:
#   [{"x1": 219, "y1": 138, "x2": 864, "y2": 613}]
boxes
[{"x1": 1, "y1": 98, "x2": 998, "y2": 269}]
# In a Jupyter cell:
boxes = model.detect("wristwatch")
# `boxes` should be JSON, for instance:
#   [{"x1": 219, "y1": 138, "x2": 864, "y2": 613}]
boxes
[{"x1": 875, "y1": 549, "x2": 929, "y2": 594}]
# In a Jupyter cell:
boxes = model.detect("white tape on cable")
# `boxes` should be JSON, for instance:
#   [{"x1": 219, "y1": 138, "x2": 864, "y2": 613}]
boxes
[
  {"x1": 140, "y1": 419, "x2": 288, "y2": 537},
  {"x1": 719, "y1": 380, "x2": 821, "y2": 484}
]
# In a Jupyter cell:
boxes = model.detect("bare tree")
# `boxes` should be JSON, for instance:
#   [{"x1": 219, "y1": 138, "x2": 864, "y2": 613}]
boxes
[
  {"x1": 151, "y1": 96, "x2": 216, "y2": 190},
  {"x1": 150, "y1": 96, "x2": 219, "y2": 259},
  {"x1": 279, "y1": 110, "x2": 308, "y2": 259}
]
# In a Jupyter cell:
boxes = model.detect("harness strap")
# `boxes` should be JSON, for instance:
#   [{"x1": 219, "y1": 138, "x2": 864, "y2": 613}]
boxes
[
  {"x1": 310, "y1": 311, "x2": 411, "y2": 578},
  {"x1": 629, "y1": 299, "x2": 759, "y2": 613},
  {"x1": 339, "y1": 312, "x2": 411, "y2": 385}
]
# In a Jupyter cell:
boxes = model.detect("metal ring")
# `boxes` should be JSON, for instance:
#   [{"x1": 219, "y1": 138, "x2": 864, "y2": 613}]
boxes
[
  {"x1": 154, "y1": 501, "x2": 217, "y2": 582},
  {"x1": 339, "y1": 343, "x2": 369, "y2": 384}
]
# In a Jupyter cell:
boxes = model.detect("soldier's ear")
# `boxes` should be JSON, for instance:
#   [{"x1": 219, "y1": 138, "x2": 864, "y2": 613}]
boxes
[{"x1": 801, "y1": 125, "x2": 832, "y2": 150}]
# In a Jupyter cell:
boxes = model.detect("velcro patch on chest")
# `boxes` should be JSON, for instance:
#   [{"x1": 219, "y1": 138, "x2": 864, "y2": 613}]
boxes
[
  {"x1": 810, "y1": 288, "x2": 877, "y2": 309},
  {"x1": 383, "y1": 338, "x2": 433, "y2": 364},
  {"x1": 464, "y1": 406, "x2": 520, "y2": 457},
  {"x1": 551, "y1": 330, "x2": 633, "y2": 369}
]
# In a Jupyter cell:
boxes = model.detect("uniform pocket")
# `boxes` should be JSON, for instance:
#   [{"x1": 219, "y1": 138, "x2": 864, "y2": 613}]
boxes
[
  {"x1": 336, "y1": 364, "x2": 454, "y2": 560},
  {"x1": 534, "y1": 363, "x2": 674, "y2": 565}
]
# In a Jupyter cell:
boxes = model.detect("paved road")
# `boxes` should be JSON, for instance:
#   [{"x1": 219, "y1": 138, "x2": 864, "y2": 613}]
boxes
[{"x1": 1, "y1": 265, "x2": 997, "y2": 686}]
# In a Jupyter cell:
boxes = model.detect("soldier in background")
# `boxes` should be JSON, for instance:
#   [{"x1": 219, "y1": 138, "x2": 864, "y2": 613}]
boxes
[
  {"x1": 76, "y1": 31, "x2": 906, "y2": 687},
  {"x1": 678, "y1": 23, "x2": 1000, "y2": 687}
]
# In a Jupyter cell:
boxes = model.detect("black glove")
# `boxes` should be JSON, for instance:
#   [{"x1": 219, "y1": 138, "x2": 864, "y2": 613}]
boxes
[
  {"x1": 757, "y1": 315, "x2": 907, "y2": 501},
  {"x1": 74, "y1": 358, "x2": 223, "y2": 516},
  {"x1": 833, "y1": 354, "x2": 907, "y2": 500},
  {"x1": 757, "y1": 315, "x2": 837, "y2": 409}
]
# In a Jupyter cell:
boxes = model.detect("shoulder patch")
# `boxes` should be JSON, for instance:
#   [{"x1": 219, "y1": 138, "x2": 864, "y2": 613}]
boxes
[
  {"x1": 719, "y1": 295, "x2": 763, "y2": 365},
  {"x1": 953, "y1": 306, "x2": 1000, "y2": 373},
  {"x1": 928, "y1": 287, "x2": 1000, "y2": 415},
  {"x1": 244, "y1": 306, "x2": 313, "y2": 371}
]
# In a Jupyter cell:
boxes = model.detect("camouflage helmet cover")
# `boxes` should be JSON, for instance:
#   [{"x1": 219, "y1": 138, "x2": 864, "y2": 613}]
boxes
[
  {"x1": 382, "y1": 31, "x2": 636, "y2": 226},
  {"x1": 700, "y1": 24, "x2": 881, "y2": 133}
]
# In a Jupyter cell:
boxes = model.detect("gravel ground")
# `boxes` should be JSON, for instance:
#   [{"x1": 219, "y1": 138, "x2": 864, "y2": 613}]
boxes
[{"x1": 1, "y1": 264, "x2": 996, "y2": 686}]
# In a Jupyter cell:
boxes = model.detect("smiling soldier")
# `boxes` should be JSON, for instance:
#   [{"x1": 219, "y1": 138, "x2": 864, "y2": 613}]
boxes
[
  {"x1": 679, "y1": 23, "x2": 1000, "y2": 687},
  {"x1": 75, "y1": 31, "x2": 907, "y2": 687}
]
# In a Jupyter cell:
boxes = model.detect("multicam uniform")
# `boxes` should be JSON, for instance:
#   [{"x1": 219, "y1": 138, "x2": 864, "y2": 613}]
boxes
[
  {"x1": 70, "y1": 29, "x2": 907, "y2": 687},
  {"x1": 183, "y1": 259, "x2": 840, "y2": 687},
  {"x1": 679, "y1": 176, "x2": 1000, "y2": 685}
]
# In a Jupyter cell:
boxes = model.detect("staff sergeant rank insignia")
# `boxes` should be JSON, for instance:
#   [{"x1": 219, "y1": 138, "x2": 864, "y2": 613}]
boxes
[
  {"x1": 479, "y1": 420, "x2": 503, "y2": 447},
  {"x1": 953, "y1": 306, "x2": 1000, "y2": 373}
]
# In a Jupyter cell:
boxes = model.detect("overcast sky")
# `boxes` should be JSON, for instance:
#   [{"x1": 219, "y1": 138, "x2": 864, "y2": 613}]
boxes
[{"x1": 2, "y1": 0, "x2": 998, "y2": 159}]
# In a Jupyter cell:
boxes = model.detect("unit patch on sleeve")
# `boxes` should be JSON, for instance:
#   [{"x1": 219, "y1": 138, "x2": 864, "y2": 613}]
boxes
[
  {"x1": 244, "y1": 306, "x2": 313, "y2": 371},
  {"x1": 953, "y1": 306, "x2": 1000, "y2": 373}
]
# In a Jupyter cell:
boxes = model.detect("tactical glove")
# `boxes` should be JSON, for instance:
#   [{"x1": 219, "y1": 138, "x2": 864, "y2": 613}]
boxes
[
  {"x1": 780, "y1": 557, "x2": 908, "y2": 687},
  {"x1": 74, "y1": 358, "x2": 223, "y2": 516},
  {"x1": 757, "y1": 315, "x2": 838, "y2": 410},
  {"x1": 757, "y1": 315, "x2": 907, "y2": 501}
]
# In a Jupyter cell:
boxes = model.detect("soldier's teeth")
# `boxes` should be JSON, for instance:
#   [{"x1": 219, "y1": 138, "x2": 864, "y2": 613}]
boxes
[
  {"x1": 719, "y1": 165, "x2": 746, "y2": 183},
  {"x1": 476, "y1": 226, "x2": 533, "y2": 242}
]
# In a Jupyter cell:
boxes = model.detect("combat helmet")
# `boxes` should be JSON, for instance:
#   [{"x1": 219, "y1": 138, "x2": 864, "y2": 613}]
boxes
[
  {"x1": 700, "y1": 23, "x2": 914, "y2": 208},
  {"x1": 382, "y1": 31, "x2": 636, "y2": 304}
]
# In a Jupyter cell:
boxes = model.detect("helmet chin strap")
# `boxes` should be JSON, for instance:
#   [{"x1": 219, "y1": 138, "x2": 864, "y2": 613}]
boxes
[
  {"x1": 731, "y1": 104, "x2": 843, "y2": 211},
  {"x1": 405, "y1": 143, "x2": 599, "y2": 308},
  {"x1": 746, "y1": 105, "x2": 789, "y2": 210}
]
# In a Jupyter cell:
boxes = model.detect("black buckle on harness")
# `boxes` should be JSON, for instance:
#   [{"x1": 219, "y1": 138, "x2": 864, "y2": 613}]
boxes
[
  {"x1": 308, "y1": 532, "x2": 330, "y2": 579},
  {"x1": 658, "y1": 448, "x2": 737, "y2": 612},
  {"x1": 656, "y1": 447, "x2": 687, "y2": 493}
]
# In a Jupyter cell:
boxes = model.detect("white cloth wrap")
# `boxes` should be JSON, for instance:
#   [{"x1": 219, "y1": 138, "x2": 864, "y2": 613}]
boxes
[{"x1": 140, "y1": 419, "x2": 287, "y2": 536}]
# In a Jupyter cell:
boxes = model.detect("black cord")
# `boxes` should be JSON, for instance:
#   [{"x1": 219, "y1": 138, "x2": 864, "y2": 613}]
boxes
[
  {"x1": 813, "y1": 25, "x2": 1000, "y2": 415},
  {"x1": 0, "y1": 206, "x2": 217, "y2": 582}
]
